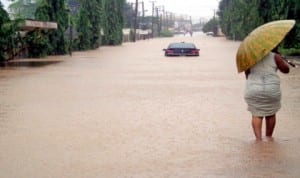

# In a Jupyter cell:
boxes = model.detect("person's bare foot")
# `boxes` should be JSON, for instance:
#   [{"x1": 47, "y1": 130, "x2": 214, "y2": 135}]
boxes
[{"x1": 264, "y1": 136, "x2": 274, "y2": 142}]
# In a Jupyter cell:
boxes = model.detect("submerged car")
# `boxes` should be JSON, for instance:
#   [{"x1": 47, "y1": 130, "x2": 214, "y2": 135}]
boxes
[{"x1": 163, "y1": 42, "x2": 200, "y2": 56}]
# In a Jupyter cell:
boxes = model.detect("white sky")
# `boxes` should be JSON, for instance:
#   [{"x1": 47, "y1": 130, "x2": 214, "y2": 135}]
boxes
[
  {"x1": 1, "y1": 0, "x2": 220, "y2": 20},
  {"x1": 1, "y1": 0, "x2": 9, "y2": 9},
  {"x1": 127, "y1": 0, "x2": 220, "y2": 20}
]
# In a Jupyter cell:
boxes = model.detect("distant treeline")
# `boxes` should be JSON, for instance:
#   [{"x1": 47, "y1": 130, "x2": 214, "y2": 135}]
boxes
[{"x1": 218, "y1": 0, "x2": 300, "y2": 50}]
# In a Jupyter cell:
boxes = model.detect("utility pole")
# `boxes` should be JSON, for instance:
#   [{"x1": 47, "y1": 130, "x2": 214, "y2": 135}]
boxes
[
  {"x1": 162, "y1": 6, "x2": 165, "y2": 31},
  {"x1": 170, "y1": 12, "x2": 174, "y2": 30},
  {"x1": 130, "y1": 3, "x2": 134, "y2": 29},
  {"x1": 141, "y1": 1, "x2": 146, "y2": 29},
  {"x1": 67, "y1": 8, "x2": 72, "y2": 56},
  {"x1": 213, "y1": 9, "x2": 217, "y2": 36},
  {"x1": 133, "y1": 0, "x2": 138, "y2": 42},
  {"x1": 149, "y1": 1, "x2": 156, "y2": 37},
  {"x1": 213, "y1": 9, "x2": 216, "y2": 20},
  {"x1": 156, "y1": 7, "x2": 160, "y2": 36},
  {"x1": 156, "y1": 6, "x2": 164, "y2": 35},
  {"x1": 165, "y1": 11, "x2": 169, "y2": 30},
  {"x1": 190, "y1": 16, "x2": 193, "y2": 36}
]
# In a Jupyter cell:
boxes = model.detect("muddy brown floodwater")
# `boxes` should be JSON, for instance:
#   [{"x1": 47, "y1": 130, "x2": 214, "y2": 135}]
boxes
[{"x1": 0, "y1": 33, "x2": 300, "y2": 178}]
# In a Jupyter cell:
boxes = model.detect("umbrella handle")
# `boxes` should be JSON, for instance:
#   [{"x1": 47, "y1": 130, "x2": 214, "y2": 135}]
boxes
[{"x1": 282, "y1": 56, "x2": 297, "y2": 68}]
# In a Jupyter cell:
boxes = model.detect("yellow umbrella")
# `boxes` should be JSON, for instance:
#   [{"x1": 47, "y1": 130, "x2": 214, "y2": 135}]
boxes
[{"x1": 236, "y1": 20, "x2": 296, "y2": 73}]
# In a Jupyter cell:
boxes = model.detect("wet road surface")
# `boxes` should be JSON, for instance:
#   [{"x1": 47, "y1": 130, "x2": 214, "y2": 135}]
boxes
[{"x1": 1, "y1": 33, "x2": 300, "y2": 177}]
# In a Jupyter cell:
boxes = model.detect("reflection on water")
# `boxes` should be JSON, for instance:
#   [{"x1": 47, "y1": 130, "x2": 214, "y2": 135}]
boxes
[
  {"x1": 247, "y1": 140, "x2": 283, "y2": 160},
  {"x1": 0, "y1": 60, "x2": 61, "y2": 68},
  {"x1": 238, "y1": 139, "x2": 299, "y2": 177}
]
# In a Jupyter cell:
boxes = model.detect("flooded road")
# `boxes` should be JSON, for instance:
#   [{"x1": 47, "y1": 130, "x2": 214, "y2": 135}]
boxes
[{"x1": 1, "y1": 33, "x2": 300, "y2": 177}]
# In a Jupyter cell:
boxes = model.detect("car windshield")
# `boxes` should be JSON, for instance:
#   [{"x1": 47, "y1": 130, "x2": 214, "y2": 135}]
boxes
[{"x1": 168, "y1": 43, "x2": 196, "y2": 49}]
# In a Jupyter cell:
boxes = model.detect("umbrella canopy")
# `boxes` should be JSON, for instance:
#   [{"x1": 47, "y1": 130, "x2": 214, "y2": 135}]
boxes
[{"x1": 236, "y1": 20, "x2": 296, "y2": 73}]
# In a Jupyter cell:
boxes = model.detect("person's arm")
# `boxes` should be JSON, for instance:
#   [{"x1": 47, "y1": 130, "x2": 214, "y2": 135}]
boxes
[{"x1": 274, "y1": 53, "x2": 290, "y2": 73}]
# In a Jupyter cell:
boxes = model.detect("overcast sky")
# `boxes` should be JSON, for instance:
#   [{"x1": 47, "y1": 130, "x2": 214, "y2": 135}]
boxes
[
  {"x1": 128, "y1": 0, "x2": 220, "y2": 20},
  {"x1": 1, "y1": 0, "x2": 9, "y2": 9},
  {"x1": 1, "y1": 0, "x2": 220, "y2": 20}
]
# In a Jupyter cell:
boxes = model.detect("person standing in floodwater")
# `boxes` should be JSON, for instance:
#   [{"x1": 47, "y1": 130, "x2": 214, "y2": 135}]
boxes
[{"x1": 244, "y1": 47, "x2": 290, "y2": 141}]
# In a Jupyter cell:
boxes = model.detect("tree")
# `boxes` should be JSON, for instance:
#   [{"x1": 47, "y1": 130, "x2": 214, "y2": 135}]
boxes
[
  {"x1": 47, "y1": 0, "x2": 69, "y2": 55},
  {"x1": 257, "y1": 0, "x2": 300, "y2": 48},
  {"x1": 0, "y1": 2, "x2": 11, "y2": 61},
  {"x1": 0, "y1": 2, "x2": 23, "y2": 62},
  {"x1": 24, "y1": 0, "x2": 51, "y2": 57},
  {"x1": 77, "y1": 0, "x2": 93, "y2": 50},
  {"x1": 202, "y1": 18, "x2": 218, "y2": 35},
  {"x1": 280, "y1": 0, "x2": 300, "y2": 48},
  {"x1": 102, "y1": 0, "x2": 125, "y2": 45},
  {"x1": 218, "y1": 0, "x2": 262, "y2": 40},
  {"x1": 76, "y1": 0, "x2": 102, "y2": 50},
  {"x1": 90, "y1": 0, "x2": 103, "y2": 49},
  {"x1": 25, "y1": 0, "x2": 68, "y2": 57},
  {"x1": 218, "y1": 0, "x2": 300, "y2": 50}
]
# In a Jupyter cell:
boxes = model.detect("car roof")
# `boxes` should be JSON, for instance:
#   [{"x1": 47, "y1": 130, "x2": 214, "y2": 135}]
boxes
[{"x1": 168, "y1": 42, "x2": 196, "y2": 49}]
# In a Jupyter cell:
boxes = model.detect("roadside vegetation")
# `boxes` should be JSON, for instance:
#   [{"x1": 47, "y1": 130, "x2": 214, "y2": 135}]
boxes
[
  {"x1": 0, "y1": 2, "x2": 23, "y2": 61},
  {"x1": 0, "y1": 0, "x2": 125, "y2": 62},
  {"x1": 217, "y1": 0, "x2": 300, "y2": 55},
  {"x1": 202, "y1": 18, "x2": 218, "y2": 36}
]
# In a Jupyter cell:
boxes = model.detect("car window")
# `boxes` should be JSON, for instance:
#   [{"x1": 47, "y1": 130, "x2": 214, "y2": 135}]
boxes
[{"x1": 168, "y1": 43, "x2": 196, "y2": 49}]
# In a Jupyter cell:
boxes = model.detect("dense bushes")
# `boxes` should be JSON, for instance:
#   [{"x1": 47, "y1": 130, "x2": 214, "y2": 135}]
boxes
[
  {"x1": 3, "y1": 0, "x2": 126, "y2": 60},
  {"x1": 101, "y1": 0, "x2": 125, "y2": 45},
  {"x1": 77, "y1": 0, "x2": 102, "y2": 50},
  {"x1": 217, "y1": 0, "x2": 300, "y2": 49},
  {"x1": 202, "y1": 18, "x2": 219, "y2": 35},
  {"x1": 0, "y1": 2, "x2": 11, "y2": 61},
  {"x1": 159, "y1": 30, "x2": 174, "y2": 37},
  {"x1": 24, "y1": 0, "x2": 68, "y2": 57},
  {"x1": 0, "y1": 2, "x2": 22, "y2": 62}
]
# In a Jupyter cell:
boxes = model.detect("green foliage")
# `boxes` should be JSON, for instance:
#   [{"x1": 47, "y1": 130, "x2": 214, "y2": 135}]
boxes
[
  {"x1": 218, "y1": 0, "x2": 300, "y2": 49},
  {"x1": 25, "y1": 30, "x2": 50, "y2": 57},
  {"x1": 2, "y1": 0, "x2": 136, "y2": 59},
  {"x1": 281, "y1": 0, "x2": 300, "y2": 49},
  {"x1": 0, "y1": 2, "x2": 11, "y2": 61},
  {"x1": 102, "y1": 0, "x2": 125, "y2": 45},
  {"x1": 202, "y1": 18, "x2": 219, "y2": 35},
  {"x1": 159, "y1": 30, "x2": 173, "y2": 37},
  {"x1": 25, "y1": 0, "x2": 52, "y2": 57},
  {"x1": 47, "y1": 0, "x2": 69, "y2": 55},
  {"x1": 279, "y1": 47, "x2": 300, "y2": 56},
  {"x1": 77, "y1": 0, "x2": 92, "y2": 50},
  {"x1": 27, "y1": 0, "x2": 68, "y2": 56},
  {"x1": 35, "y1": 0, "x2": 50, "y2": 21},
  {"x1": 76, "y1": 0, "x2": 102, "y2": 50},
  {"x1": 0, "y1": 2, "x2": 24, "y2": 62},
  {"x1": 90, "y1": 0, "x2": 103, "y2": 49},
  {"x1": 218, "y1": 0, "x2": 262, "y2": 40}
]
